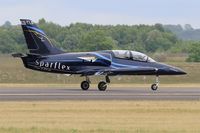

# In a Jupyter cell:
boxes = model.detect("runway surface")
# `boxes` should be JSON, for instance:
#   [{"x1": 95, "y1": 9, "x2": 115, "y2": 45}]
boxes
[{"x1": 0, "y1": 87, "x2": 200, "y2": 101}]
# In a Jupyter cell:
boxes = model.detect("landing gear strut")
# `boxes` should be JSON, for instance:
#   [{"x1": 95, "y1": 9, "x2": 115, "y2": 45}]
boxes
[
  {"x1": 98, "y1": 75, "x2": 110, "y2": 91},
  {"x1": 151, "y1": 76, "x2": 159, "y2": 91},
  {"x1": 81, "y1": 76, "x2": 91, "y2": 91}
]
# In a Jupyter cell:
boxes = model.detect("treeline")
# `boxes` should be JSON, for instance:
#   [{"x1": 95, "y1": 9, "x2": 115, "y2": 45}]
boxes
[
  {"x1": 0, "y1": 18, "x2": 200, "y2": 61},
  {"x1": 164, "y1": 24, "x2": 200, "y2": 41},
  {"x1": 0, "y1": 19, "x2": 181, "y2": 53}
]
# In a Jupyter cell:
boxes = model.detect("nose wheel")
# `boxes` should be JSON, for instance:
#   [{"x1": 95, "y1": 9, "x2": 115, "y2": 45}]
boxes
[
  {"x1": 151, "y1": 83, "x2": 158, "y2": 91},
  {"x1": 151, "y1": 76, "x2": 159, "y2": 91}
]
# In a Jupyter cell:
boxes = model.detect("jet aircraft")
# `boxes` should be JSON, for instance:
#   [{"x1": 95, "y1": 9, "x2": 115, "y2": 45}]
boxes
[{"x1": 13, "y1": 19, "x2": 186, "y2": 91}]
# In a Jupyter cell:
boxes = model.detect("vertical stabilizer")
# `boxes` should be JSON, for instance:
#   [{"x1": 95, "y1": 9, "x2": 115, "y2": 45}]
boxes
[{"x1": 20, "y1": 19, "x2": 64, "y2": 55}]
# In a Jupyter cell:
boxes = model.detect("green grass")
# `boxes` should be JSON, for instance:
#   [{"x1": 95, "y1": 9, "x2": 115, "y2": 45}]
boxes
[
  {"x1": 0, "y1": 55, "x2": 199, "y2": 84},
  {"x1": 0, "y1": 101, "x2": 200, "y2": 133}
]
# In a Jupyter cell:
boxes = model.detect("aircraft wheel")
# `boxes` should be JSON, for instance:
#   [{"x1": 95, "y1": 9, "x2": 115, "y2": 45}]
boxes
[
  {"x1": 151, "y1": 84, "x2": 158, "y2": 91},
  {"x1": 81, "y1": 81, "x2": 90, "y2": 91},
  {"x1": 98, "y1": 81, "x2": 107, "y2": 91}
]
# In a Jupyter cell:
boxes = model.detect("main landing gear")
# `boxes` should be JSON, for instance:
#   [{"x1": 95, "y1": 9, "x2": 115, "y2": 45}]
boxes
[
  {"x1": 80, "y1": 76, "x2": 110, "y2": 91},
  {"x1": 151, "y1": 76, "x2": 159, "y2": 91},
  {"x1": 81, "y1": 76, "x2": 90, "y2": 91},
  {"x1": 98, "y1": 76, "x2": 110, "y2": 91}
]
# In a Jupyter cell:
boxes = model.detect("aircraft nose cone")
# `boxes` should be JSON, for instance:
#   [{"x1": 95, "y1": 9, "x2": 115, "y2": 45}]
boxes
[
  {"x1": 168, "y1": 67, "x2": 187, "y2": 75},
  {"x1": 156, "y1": 63, "x2": 187, "y2": 75}
]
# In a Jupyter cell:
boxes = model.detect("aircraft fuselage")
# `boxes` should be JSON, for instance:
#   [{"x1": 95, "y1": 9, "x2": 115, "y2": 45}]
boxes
[{"x1": 21, "y1": 51, "x2": 186, "y2": 76}]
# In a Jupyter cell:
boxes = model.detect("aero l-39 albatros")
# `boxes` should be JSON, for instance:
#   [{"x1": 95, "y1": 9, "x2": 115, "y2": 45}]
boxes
[{"x1": 13, "y1": 19, "x2": 186, "y2": 91}]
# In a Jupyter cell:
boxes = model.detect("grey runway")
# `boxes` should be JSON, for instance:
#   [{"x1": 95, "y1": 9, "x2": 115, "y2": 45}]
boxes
[{"x1": 0, "y1": 87, "x2": 200, "y2": 101}]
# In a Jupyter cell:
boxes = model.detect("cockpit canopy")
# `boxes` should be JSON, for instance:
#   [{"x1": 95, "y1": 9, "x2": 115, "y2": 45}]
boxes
[{"x1": 111, "y1": 50, "x2": 155, "y2": 62}]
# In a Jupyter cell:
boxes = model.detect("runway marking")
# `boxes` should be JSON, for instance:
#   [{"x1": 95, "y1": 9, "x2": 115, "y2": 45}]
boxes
[
  {"x1": 0, "y1": 88, "x2": 200, "y2": 100},
  {"x1": 0, "y1": 93, "x2": 200, "y2": 96}
]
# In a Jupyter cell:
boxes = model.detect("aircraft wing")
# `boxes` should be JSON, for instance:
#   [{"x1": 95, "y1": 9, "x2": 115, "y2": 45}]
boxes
[
  {"x1": 78, "y1": 67, "x2": 157, "y2": 76},
  {"x1": 104, "y1": 67, "x2": 157, "y2": 75}
]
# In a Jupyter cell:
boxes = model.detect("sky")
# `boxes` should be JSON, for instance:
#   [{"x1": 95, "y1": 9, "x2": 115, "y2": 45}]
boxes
[{"x1": 0, "y1": 0, "x2": 200, "y2": 28}]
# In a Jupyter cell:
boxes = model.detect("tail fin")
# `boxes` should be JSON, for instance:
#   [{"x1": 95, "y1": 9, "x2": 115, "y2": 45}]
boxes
[{"x1": 20, "y1": 19, "x2": 64, "y2": 55}]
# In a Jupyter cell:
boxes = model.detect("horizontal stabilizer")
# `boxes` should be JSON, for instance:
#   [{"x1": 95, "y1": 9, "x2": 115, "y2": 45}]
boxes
[{"x1": 12, "y1": 53, "x2": 25, "y2": 58}]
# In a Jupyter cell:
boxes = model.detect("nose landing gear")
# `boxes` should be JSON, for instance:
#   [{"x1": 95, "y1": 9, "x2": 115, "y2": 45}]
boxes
[{"x1": 151, "y1": 76, "x2": 159, "y2": 91}]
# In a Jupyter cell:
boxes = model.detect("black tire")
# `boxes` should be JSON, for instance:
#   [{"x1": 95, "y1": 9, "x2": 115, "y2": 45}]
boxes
[
  {"x1": 81, "y1": 81, "x2": 90, "y2": 91},
  {"x1": 151, "y1": 84, "x2": 158, "y2": 91},
  {"x1": 98, "y1": 81, "x2": 107, "y2": 91}
]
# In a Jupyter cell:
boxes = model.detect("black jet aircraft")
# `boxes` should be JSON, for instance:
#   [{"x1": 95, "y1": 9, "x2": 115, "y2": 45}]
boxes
[{"x1": 13, "y1": 19, "x2": 186, "y2": 91}]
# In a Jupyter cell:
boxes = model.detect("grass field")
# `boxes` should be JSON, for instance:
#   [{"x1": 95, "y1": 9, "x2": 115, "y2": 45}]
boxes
[
  {"x1": 0, "y1": 101, "x2": 200, "y2": 133},
  {"x1": 0, "y1": 55, "x2": 199, "y2": 85}
]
